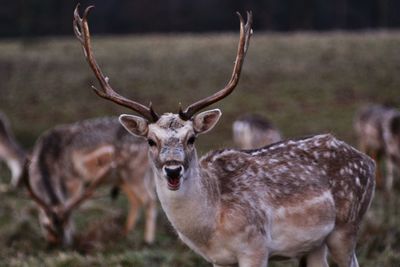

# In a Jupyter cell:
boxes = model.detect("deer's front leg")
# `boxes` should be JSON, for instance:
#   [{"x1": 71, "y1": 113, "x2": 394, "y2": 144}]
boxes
[
  {"x1": 385, "y1": 156, "x2": 395, "y2": 193},
  {"x1": 121, "y1": 184, "x2": 141, "y2": 234},
  {"x1": 144, "y1": 198, "x2": 157, "y2": 244},
  {"x1": 305, "y1": 244, "x2": 329, "y2": 267},
  {"x1": 369, "y1": 149, "x2": 383, "y2": 188}
]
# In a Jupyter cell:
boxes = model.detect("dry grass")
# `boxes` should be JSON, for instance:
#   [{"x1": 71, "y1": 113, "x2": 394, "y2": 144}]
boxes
[{"x1": 0, "y1": 31, "x2": 400, "y2": 266}]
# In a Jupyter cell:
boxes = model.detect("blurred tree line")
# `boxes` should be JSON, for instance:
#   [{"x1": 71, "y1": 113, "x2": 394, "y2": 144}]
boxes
[{"x1": 0, "y1": 0, "x2": 399, "y2": 37}]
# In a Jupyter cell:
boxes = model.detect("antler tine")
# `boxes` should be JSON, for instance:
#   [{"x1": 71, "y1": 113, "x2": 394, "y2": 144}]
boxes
[
  {"x1": 179, "y1": 11, "x2": 253, "y2": 120},
  {"x1": 73, "y1": 4, "x2": 159, "y2": 122},
  {"x1": 22, "y1": 159, "x2": 54, "y2": 216}
]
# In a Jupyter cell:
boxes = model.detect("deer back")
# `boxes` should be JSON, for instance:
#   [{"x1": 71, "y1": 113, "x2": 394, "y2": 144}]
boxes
[
  {"x1": 233, "y1": 113, "x2": 282, "y2": 149},
  {"x1": 201, "y1": 134, "x2": 375, "y2": 227}
]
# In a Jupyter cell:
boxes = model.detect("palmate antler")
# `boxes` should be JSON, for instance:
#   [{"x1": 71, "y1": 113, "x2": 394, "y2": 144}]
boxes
[
  {"x1": 73, "y1": 4, "x2": 253, "y2": 121},
  {"x1": 73, "y1": 4, "x2": 159, "y2": 122}
]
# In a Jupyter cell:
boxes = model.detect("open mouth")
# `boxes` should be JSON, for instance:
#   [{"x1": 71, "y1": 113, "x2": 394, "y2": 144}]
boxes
[
  {"x1": 163, "y1": 165, "x2": 183, "y2": 191},
  {"x1": 167, "y1": 176, "x2": 181, "y2": 191}
]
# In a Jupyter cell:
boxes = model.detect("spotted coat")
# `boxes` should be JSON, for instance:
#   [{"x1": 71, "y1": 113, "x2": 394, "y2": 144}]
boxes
[{"x1": 146, "y1": 113, "x2": 375, "y2": 267}]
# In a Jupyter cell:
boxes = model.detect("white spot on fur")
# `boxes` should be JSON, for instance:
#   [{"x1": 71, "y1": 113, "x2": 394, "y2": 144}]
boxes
[
  {"x1": 269, "y1": 159, "x2": 279, "y2": 164},
  {"x1": 355, "y1": 177, "x2": 361, "y2": 187},
  {"x1": 283, "y1": 188, "x2": 291, "y2": 194},
  {"x1": 323, "y1": 152, "x2": 331, "y2": 158},
  {"x1": 226, "y1": 164, "x2": 236, "y2": 172}
]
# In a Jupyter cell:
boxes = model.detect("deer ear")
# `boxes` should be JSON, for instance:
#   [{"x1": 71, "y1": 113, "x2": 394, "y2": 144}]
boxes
[
  {"x1": 193, "y1": 109, "x2": 222, "y2": 134},
  {"x1": 119, "y1": 114, "x2": 149, "y2": 137}
]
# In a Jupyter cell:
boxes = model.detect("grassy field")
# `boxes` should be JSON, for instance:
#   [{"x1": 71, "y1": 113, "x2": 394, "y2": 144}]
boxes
[{"x1": 0, "y1": 31, "x2": 400, "y2": 266}]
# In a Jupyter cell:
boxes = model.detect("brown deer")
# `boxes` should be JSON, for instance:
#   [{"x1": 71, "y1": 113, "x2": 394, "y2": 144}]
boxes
[
  {"x1": 26, "y1": 117, "x2": 157, "y2": 247},
  {"x1": 233, "y1": 113, "x2": 282, "y2": 149},
  {"x1": 0, "y1": 112, "x2": 26, "y2": 188},
  {"x1": 74, "y1": 5, "x2": 375, "y2": 266},
  {"x1": 354, "y1": 104, "x2": 400, "y2": 192}
]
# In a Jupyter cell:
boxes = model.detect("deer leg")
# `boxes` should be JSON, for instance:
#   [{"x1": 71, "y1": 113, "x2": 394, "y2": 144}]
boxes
[
  {"x1": 305, "y1": 244, "x2": 328, "y2": 267},
  {"x1": 298, "y1": 256, "x2": 307, "y2": 267},
  {"x1": 384, "y1": 156, "x2": 394, "y2": 193},
  {"x1": 143, "y1": 198, "x2": 157, "y2": 244},
  {"x1": 327, "y1": 227, "x2": 359, "y2": 267},
  {"x1": 369, "y1": 149, "x2": 383, "y2": 189},
  {"x1": 121, "y1": 184, "x2": 141, "y2": 234}
]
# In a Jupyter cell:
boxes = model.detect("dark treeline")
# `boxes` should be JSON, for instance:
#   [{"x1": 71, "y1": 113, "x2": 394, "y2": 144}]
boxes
[{"x1": 1, "y1": 0, "x2": 399, "y2": 38}]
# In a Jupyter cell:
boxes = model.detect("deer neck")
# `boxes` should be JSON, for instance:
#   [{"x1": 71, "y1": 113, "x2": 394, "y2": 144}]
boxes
[{"x1": 154, "y1": 151, "x2": 218, "y2": 246}]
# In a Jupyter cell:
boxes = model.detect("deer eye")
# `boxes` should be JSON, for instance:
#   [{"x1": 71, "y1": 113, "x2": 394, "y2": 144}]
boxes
[
  {"x1": 187, "y1": 136, "x2": 196, "y2": 145},
  {"x1": 148, "y1": 139, "x2": 156, "y2": 147}
]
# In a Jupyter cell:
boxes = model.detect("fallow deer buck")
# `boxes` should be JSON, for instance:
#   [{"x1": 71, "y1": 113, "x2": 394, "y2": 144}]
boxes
[
  {"x1": 233, "y1": 113, "x2": 282, "y2": 149},
  {"x1": 26, "y1": 117, "x2": 157, "y2": 247},
  {"x1": 354, "y1": 104, "x2": 400, "y2": 192},
  {"x1": 0, "y1": 112, "x2": 26, "y2": 188},
  {"x1": 74, "y1": 5, "x2": 375, "y2": 266}
]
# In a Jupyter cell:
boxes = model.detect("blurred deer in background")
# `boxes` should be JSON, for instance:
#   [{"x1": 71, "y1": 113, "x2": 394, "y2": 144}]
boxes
[
  {"x1": 354, "y1": 104, "x2": 400, "y2": 192},
  {"x1": 233, "y1": 113, "x2": 282, "y2": 149},
  {"x1": 75, "y1": 5, "x2": 375, "y2": 266},
  {"x1": 26, "y1": 117, "x2": 156, "y2": 247},
  {"x1": 0, "y1": 112, "x2": 26, "y2": 188}
]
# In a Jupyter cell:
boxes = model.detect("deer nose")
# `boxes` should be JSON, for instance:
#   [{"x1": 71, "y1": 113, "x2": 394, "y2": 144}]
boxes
[{"x1": 163, "y1": 165, "x2": 183, "y2": 179}]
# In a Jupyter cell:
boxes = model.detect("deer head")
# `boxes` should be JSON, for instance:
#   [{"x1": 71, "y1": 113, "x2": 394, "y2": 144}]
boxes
[
  {"x1": 23, "y1": 159, "x2": 108, "y2": 246},
  {"x1": 73, "y1": 5, "x2": 252, "y2": 192}
]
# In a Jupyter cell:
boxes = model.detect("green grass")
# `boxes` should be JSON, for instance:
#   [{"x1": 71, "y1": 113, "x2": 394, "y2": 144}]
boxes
[{"x1": 1, "y1": 31, "x2": 400, "y2": 266}]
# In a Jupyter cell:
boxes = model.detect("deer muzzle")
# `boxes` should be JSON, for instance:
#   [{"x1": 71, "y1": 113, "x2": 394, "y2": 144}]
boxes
[{"x1": 162, "y1": 164, "x2": 184, "y2": 191}]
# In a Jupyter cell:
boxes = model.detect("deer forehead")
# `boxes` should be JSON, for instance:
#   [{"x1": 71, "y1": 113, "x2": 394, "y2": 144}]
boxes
[{"x1": 148, "y1": 113, "x2": 194, "y2": 142}]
